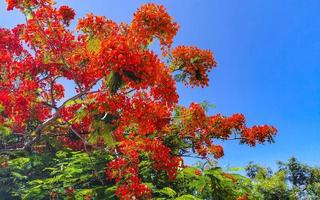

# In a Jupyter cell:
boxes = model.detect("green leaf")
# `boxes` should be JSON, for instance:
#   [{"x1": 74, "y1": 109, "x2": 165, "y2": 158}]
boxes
[
  {"x1": 89, "y1": 121, "x2": 116, "y2": 148},
  {"x1": 0, "y1": 126, "x2": 11, "y2": 136},
  {"x1": 0, "y1": 104, "x2": 4, "y2": 112},
  {"x1": 174, "y1": 73, "x2": 186, "y2": 82},
  {"x1": 155, "y1": 187, "x2": 177, "y2": 197},
  {"x1": 190, "y1": 56, "x2": 201, "y2": 64},
  {"x1": 87, "y1": 37, "x2": 101, "y2": 53},
  {"x1": 175, "y1": 195, "x2": 202, "y2": 200},
  {"x1": 9, "y1": 157, "x2": 30, "y2": 168},
  {"x1": 227, "y1": 167, "x2": 245, "y2": 172},
  {"x1": 199, "y1": 100, "x2": 216, "y2": 112},
  {"x1": 143, "y1": 182, "x2": 154, "y2": 189},
  {"x1": 75, "y1": 189, "x2": 95, "y2": 200},
  {"x1": 43, "y1": 52, "x2": 51, "y2": 64},
  {"x1": 64, "y1": 99, "x2": 84, "y2": 107},
  {"x1": 103, "y1": 186, "x2": 117, "y2": 200},
  {"x1": 11, "y1": 172, "x2": 27, "y2": 180},
  {"x1": 56, "y1": 151, "x2": 69, "y2": 159},
  {"x1": 106, "y1": 71, "x2": 123, "y2": 94},
  {"x1": 180, "y1": 167, "x2": 198, "y2": 177}
]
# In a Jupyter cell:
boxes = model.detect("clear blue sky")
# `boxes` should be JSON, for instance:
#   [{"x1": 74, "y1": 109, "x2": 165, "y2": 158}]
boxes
[{"x1": 1, "y1": 0, "x2": 320, "y2": 169}]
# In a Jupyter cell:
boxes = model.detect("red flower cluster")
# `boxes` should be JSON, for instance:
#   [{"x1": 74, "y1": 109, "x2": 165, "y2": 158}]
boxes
[
  {"x1": 0, "y1": 28, "x2": 53, "y2": 132},
  {"x1": 119, "y1": 92, "x2": 172, "y2": 136},
  {"x1": 194, "y1": 169, "x2": 202, "y2": 176},
  {"x1": 107, "y1": 138, "x2": 181, "y2": 199},
  {"x1": 5, "y1": 0, "x2": 53, "y2": 11},
  {"x1": 131, "y1": 3, "x2": 179, "y2": 54},
  {"x1": 77, "y1": 13, "x2": 119, "y2": 38},
  {"x1": 58, "y1": 136, "x2": 85, "y2": 151},
  {"x1": 209, "y1": 113, "x2": 246, "y2": 138},
  {"x1": 58, "y1": 5, "x2": 75, "y2": 26},
  {"x1": 99, "y1": 37, "x2": 165, "y2": 89},
  {"x1": 176, "y1": 103, "x2": 277, "y2": 158},
  {"x1": 237, "y1": 195, "x2": 249, "y2": 200},
  {"x1": 172, "y1": 45, "x2": 217, "y2": 87},
  {"x1": 115, "y1": 175, "x2": 151, "y2": 200},
  {"x1": 242, "y1": 125, "x2": 277, "y2": 146}
]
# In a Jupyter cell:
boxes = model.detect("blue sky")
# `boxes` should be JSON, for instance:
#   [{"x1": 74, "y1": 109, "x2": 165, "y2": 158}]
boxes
[{"x1": 1, "y1": 0, "x2": 320, "y2": 169}]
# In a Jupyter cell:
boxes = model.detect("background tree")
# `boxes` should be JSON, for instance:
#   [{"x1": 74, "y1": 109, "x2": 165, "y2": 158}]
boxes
[{"x1": 246, "y1": 157, "x2": 320, "y2": 200}]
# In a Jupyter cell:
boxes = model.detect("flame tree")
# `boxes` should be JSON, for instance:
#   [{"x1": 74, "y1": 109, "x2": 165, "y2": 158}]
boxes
[{"x1": 0, "y1": 0, "x2": 277, "y2": 199}]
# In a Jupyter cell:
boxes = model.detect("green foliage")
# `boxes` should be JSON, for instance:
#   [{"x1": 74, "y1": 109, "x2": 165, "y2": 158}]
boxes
[
  {"x1": 87, "y1": 37, "x2": 102, "y2": 53},
  {"x1": 152, "y1": 164, "x2": 256, "y2": 200},
  {"x1": 1, "y1": 151, "x2": 258, "y2": 200},
  {"x1": 174, "y1": 73, "x2": 187, "y2": 83},
  {"x1": 89, "y1": 121, "x2": 117, "y2": 148},
  {"x1": 246, "y1": 157, "x2": 320, "y2": 200},
  {"x1": 0, "y1": 153, "x2": 52, "y2": 199},
  {"x1": 106, "y1": 71, "x2": 123, "y2": 94},
  {"x1": 0, "y1": 150, "x2": 114, "y2": 200},
  {"x1": 174, "y1": 195, "x2": 202, "y2": 200},
  {"x1": 2, "y1": 152, "x2": 320, "y2": 200},
  {"x1": 198, "y1": 101, "x2": 216, "y2": 112}
]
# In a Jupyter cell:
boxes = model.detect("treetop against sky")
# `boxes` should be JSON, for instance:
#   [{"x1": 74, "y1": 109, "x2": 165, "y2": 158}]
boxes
[
  {"x1": 0, "y1": 0, "x2": 320, "y2": 188},
  {"x1": 0, "y1": 0, "x2": 280, "y2": 198}
]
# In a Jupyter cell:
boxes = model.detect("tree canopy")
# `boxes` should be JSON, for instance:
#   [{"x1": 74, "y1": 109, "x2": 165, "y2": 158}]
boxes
[{"x1": 0, "y1": 0, "x2": 277, "y2": 199}]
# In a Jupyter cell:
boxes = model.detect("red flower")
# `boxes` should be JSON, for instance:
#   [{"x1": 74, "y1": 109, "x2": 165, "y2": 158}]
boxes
[
  {"x1": 131, "y1": 3, "x2": 179, "y2": 54},
  {"x1": 58, "y1": 5, "x2": 75, "y2": 26},
  {"x1": 194, "y1": 169, "x2": 202, "y2": 176},
  {"x1": 172, "y1": 46, "x2": 217, "y2": 87}
]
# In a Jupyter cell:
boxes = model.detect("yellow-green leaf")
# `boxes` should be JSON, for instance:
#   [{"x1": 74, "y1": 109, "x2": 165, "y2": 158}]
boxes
[{"x1": 87, "y1": 37, "x2": 101, "y2": 53}]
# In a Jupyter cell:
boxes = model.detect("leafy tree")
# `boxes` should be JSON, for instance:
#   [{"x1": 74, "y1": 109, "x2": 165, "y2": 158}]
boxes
[
  {"x1": 0, "y1": 0, "x2": 277, "y2": 199},
  {"x1": 1, "y1": 152, "x2": 259, "y2": 200},
  {"x1": 246, "y1": 157, "x2": 320, "y2": 200}
]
